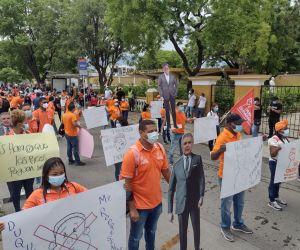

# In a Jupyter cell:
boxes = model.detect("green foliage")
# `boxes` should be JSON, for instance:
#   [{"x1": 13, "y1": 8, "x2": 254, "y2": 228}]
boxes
[
  {"x1": 0, "y1": 67, "x2": 22, "y2": 83},
  {"x1": 214, "y1": 85, "x2": 235, "y2": 116}
]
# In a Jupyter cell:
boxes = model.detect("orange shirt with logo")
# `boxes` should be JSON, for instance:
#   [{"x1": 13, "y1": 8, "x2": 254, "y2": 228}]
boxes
[
  {"x1": 121, "y1": 140, "x2": 169, "y2": 209},
  {"x1": 62, "y1": 111, "x2": 78, "y2": 136},
  {"x1": 212, "y1": 128, "x2": 241, "y2": 178},
  {"x1": 108, "y1": 106, "x2": 121, "y2": 121},
  {"x1": 106, "y1": 99, "x2": 115, "y2": 107},
  {"x1": 141, "y1": 111, "x2": 151, "y2": 120},
  {"x1": 171, "y1": 110, "x2": 186, "y2": 134},
  {"x1": 32, "y1": 109, "x2": 54, "y2": 132},
  {"x1": 23, "y1": 182, "x2": 87, "y2": 209},
  {"x1": 120, "y1": 101, "x2": 129, "y2": 111},
  {"x1": 10, "y1": 96, "x2": 23, "y2": 109}
]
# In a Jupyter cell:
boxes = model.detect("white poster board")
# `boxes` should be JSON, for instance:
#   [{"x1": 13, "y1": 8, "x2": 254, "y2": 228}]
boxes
[
  {"x1": 1, "y1": 181, "x2": 126, "y2": 250},
  {"x1": 221, "y1": 136, "x2": 263, "y2": 199},
  {"x1": 274, "y1": 139, "x2": 300, "y2": 183},
  {"x1": 83, "y1": 106, "x2": 108, "y2": 129},
  {"x1": 101, "y1": 125, "x2": 140, "y2": 166},
  {"x1": 194, "y1": 117, "x2": 218, "y2": 144},
  {"x1": 150, "y1": 101, "x2": 163, "y2": 118}
]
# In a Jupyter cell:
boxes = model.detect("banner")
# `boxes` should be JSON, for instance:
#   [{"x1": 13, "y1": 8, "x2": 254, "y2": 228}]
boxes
[
  {"x1": 194, "y1": 117, "x2": 218, "y2": 144},
  {"x1": 78, "y1": 128, "x2": 94, "y2": 159},
  {"x1": 221, "y1": 136, "x2": 263, "y2": 198},
  {"x1": 150, "y1": 101, "x2": 163, "y2": 118},
  {"x1": 1, "y1": 181, "x2": 126, "y2": 250},
  {"x1": 101, "y1": 125, "x2": 140, "y2": 166},
  {"x1": 0, "y1": 133, "x2": 59, "y2": 182},
  {"x1": 82, "y1": 107, "x2": 108, "y2": 129},
  {"x1": 274, "y1": 140, "x2": 300, "y2": 183},
  {"x1": 230, "y1": 89, "x2": 254, "y2": 134}
]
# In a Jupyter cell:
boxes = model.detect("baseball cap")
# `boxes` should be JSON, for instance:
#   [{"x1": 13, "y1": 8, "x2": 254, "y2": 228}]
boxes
[{"x1": 226, "y1": 113, "x2": 244, "y2": 125}]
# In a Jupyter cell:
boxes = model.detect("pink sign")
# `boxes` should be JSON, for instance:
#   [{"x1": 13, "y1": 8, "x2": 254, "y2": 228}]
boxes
[{"x1": 78, "y1": 128, "x2": 94, "y2": 158}]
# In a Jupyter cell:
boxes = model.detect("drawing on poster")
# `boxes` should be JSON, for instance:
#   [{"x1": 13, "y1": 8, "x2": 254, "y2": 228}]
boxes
[
  {"x1": 221, "y1": 136, "x2": 263, "y2": 198},
  {"x1": 34, "y1": 212, "x2": 97, "y2": 250},
  {"x1": 113, "y1": 133, "x2": 127, "y2": 152}
]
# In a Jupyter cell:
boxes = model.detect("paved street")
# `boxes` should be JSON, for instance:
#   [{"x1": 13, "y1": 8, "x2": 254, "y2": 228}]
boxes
[{"x1": 1, "y1": 113, "x2": 300, "y2": 250}]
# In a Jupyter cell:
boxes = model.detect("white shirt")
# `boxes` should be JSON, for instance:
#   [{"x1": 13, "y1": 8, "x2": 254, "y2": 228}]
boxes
[
  {"x1": 105, "y1": 89, "x2": 112, "y2": 99},
  {"x1": 268, "y1": 135, "x2": 289, "y2": 161},
  {"x1": 187, "y1": 94, "x2": 196, "y2": 107},
  {"x1": 164, "y1": 73, "x2": 170, "y2": 84},
  {"x1": 198, "y1": 96, "x2": 207, "y2": 108},
  {"x1": 207, "y1": 110, "x2": 219, "y2": 125}
]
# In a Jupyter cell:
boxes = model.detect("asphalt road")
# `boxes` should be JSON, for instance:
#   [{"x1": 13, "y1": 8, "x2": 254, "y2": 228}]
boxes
[{"x1": 0, "y1": 112, "x2": 300, "y2": 250}]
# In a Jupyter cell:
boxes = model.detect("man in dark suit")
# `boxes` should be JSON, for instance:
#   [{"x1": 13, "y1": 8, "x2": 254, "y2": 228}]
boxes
[
  {"x1": 168, "y1": 133, "x2": 205, "y2": 250},
  {"x1": 158, "y1": 63, "x2": 178, "y2": 129}
]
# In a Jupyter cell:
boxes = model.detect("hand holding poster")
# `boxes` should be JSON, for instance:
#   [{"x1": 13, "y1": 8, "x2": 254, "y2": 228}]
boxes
[
  {"x1": 221, "y1": 136, "x2": 263, "y2": 199},
  {"x1": 78, "y1": 128, "x2": 94, "y2": 158},
  {"x1": 1, "y1": 181, "x2": 126, "y2": 250},
  {"x1": 0, "y1": 133, "x2": 59, "y2": 182},
  {"x1": 274, "y1": 139, "x2": 300, "y2": 183},
  {"x1": 82, "y1": 106, "x2": 108, "y2": 129},
  {"x1": 101, "y1": 124, "x2": 140, "y2": 166},
  {"x1": 194, "y1": 117, "x2": 218, "y2": 144},
  {"x1": 150, "y1": 101, "x2": 163, "y2": 118}
]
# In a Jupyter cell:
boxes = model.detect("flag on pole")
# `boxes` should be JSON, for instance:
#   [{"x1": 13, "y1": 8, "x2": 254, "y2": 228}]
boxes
[{"x1": 230, "y1": 89, "x2": 254, "y2": 134}]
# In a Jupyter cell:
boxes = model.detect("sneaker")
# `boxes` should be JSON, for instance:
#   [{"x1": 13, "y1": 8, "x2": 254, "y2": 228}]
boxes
[
  {"x1": 220, "y1": 228, "x2": 235, "y2": 242},
  {"x1": 268, "y1": 201, "x2": 282, "y2": 211},
  {"x1": 276, "y1": 198, "x2": 287, "y2": 206},
  {"x1": 231, "y1": 224, "x2": 253, "y2": 234},
  {"x1": 69, "y1": 160, "x2": 75, "y2": 165},
  {"x1": 75, "y1": 161, "x2": 86, "y2": 166}
]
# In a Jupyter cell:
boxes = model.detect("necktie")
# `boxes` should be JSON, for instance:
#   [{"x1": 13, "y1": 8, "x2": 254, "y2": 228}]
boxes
[{"x1": 185, "y1": 156, "x2": 189, "y2": 173}]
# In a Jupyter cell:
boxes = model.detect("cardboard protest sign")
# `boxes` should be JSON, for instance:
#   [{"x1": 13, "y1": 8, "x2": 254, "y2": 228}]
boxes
[
  {"x1": 194, "y1": 117, "x2": 218, "y2": 144},
  {"x1": 274, "y1": 139, "x2": 300, "y2": 183},
  {"x1": 101, "y1": 125, "x2": 140, "y2": 166},
  {"x1": 1, "y1": 181, "x2": 126, "y2": 250},
  {"x1": 0, "y1": 133, "x2": 59, "y2": 182},
  {"x1": 150, "y1": 101, "x2": 163, "y2": 118},
  {"x1": 82, "y1": 107, "x2": 108, "y2": 129},
  {"x1": 78, "y1": 128, "x2": 94, "y2": 159},
  {"x1": 221, "y1": 136, "x2": 263, "y2": 199}
]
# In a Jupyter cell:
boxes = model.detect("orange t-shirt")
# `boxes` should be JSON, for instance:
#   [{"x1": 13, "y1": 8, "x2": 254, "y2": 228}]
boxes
[
  {"x1": 120, "y1": 101, "x2": 129, "y2": 111},
  {"x1": 106, "y1": 99, "x2": 115, "y2": 107},
  {"x1": 47, "y1": 101, "x2": 55, "y2": 112},
  {"x1": 28, "y1": 119, "x2": 39, "y2": 133},
  {"x1": 62, "y1": 111, "x2": 78, "y2": 136},
  {"x1": 212, "y1": 128, "x2": 241, "y2": 178},
  {"x1": 32, "y1": 109, "x2": 54, "y2": 132},
  {"x1": 171, "y1": 110, "x2": 186, "y2": 134},
  {"x1": 108, "y1": 106, "x2": 121, "y2": 121},
  {"x1": 23, "y1": 182, "x2": 87, "y2": 209},
  {"x1": 121, "y1": 140, "x2": 169, "y2": 209},
  {"x1": 141, "y1": 111, "x2": 151, "y2": 120},
  {"x1": 10, "y1": 96, "x2": 23, "y2": 109}
]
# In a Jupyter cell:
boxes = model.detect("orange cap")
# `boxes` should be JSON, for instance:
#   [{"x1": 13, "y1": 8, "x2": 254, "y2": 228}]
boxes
[{"x1": 275, "y1": 120, "x2": 288, "y2": 132}]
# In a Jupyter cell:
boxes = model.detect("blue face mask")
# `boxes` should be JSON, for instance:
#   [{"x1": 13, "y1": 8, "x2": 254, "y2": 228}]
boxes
[
  {"x1": 282, "y1": 129, "x2": 289, "y2": 137},
  {"x1": 233, "y1": 125, "x2": 243, "y2": 133},
  {"x1": 147, "y1": 131, "x2": 159, "y2": 144},
  {"x1": 179, "y1": 106, "x2": 185, "y2": 112},
  {"x1": 213, "y1": 107, "x2": 219, "y2": 112},
  {"x1": 48, "y1": 174, "x2": 65, "y2": 187}
]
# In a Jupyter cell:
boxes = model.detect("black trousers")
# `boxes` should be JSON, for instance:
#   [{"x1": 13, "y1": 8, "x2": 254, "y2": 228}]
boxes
[
  {"x1": 8, "y1": 178, "x2": 34, "y2": 212},
  {"x1": 268, "y1": 118, "x2": 279, "y2": 138},
  {"x1": 178, "y1": 206, "x2": 200, "y2": 250},
  {"x1": 164, "y1": 97, "x2": 177, "y2": 129}
]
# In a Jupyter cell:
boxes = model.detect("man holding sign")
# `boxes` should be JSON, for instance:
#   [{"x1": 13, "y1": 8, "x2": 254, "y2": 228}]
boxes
[{"x1": 211, "y1": 113, "x2": 253, "y2": 242}]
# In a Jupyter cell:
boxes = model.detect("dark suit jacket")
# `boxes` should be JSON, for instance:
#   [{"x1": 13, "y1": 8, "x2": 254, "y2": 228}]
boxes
[
  {"x1": 158, "y1": 73, "x2": 178, "y2": 100},
  {"x1": 168, "y1": 153, "x2": 205, "y2": 215}
]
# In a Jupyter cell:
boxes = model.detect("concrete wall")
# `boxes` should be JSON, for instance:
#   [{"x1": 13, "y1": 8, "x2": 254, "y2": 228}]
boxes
[{"x1": 275, "y1": 75, "x2": 300, "y2": 86}]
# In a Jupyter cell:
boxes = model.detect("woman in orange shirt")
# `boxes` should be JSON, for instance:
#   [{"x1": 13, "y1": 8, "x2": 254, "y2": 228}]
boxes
[
  {"x1": 120, "y1": 97, "x2": 129, "y2": 122},
  {"x1": 21, "y1": 103, "x2": 38, "y2": 133},
  {"x1": 108, "y1": 99, "x2": 121, "y2": 128},
  {"x1": 23, "y1": 157, "x2": 87, "y2": 209},
  {"x1": 140, "y1": 104, "x2": 151, "y2": 121}
]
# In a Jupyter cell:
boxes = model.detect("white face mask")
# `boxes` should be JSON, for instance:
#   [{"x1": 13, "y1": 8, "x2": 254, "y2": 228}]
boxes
[{"x1": 42, "y1": 103, "x2": 48, "y2": 109}]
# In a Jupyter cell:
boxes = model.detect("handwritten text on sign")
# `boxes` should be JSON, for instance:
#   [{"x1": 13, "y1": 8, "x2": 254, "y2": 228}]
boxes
[
  {"x1": 0, "y1": 133, "x2": 59, "y2": 182},
  {"x1": 101, "y1": 125, "x2": 140, "y2": 166},
  {"x1": 1, "y1": 181, "x2": 126, "y2": 250}
]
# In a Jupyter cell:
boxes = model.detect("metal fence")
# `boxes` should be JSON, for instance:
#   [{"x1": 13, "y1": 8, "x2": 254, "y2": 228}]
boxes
[
  {"x1": 211, "y1": 84, "x2": 235, "y2": 117},
  {"x1": 260, "y1": 85, "x2": 300, "y2": 138}
]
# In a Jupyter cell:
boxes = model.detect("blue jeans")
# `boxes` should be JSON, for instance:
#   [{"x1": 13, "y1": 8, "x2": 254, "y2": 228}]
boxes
[
  {"x1": 197, "y1": 108, "x2": 205, "y2": 118},
  {"x1": 219, "y1": 178, "x2": 245, "y2": 228},
  {"x1": 114, "y1": 162, "x2": 122, "y2": 181},
  {"x1": 128, "y1": 203, "x2": 162, "y2": 250},
  {"x1": 251, "y1": 124, "x2": 260, "y2": 137},
  {"x1": 122, "y1": 110, "x2": 129, "y2": 121},
  {"x1": 185, "y1": 106, "x2": 194, "y2": 118},
  {"x1": 168, "y1": 132, "x2": 183, "y2": 164},
  {"x1": 269, "y1": 160, "x2": 280, "y2": 202},
  {"x1": 65, "y1": 135, "x2": 80, "y2": 163}
]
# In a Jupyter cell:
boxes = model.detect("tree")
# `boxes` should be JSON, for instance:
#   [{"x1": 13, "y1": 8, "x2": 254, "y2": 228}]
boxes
[
  {"x1": 136, "y1": 50, "x2": 182, "y2": 70},
  {"x1": 64, "y1": 0, "x2": 124, "y2": 88},
  {"x1": 0, "y1": 67, "x2": 22, "y2": 84},
  {"x1": 0, "y1": 0, "x2": 67, "y2": 85},
  {"x1": 107, "y1": 0, "x2": 211, "y2": 76}
]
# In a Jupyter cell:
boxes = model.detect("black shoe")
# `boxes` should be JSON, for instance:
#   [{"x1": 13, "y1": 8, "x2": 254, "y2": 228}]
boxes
[
  {"x1": 69, "y1": 160, "x2": 75, "y2": 165},
  {"x1": 75, "y1": 161, "x2": 86, "y2": 166},
  {"x1": 164, "y1": 141, "x2": 168, "y2": 144}
]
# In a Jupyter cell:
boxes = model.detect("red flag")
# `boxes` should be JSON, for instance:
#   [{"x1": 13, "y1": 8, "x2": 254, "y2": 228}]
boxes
[{"x1": 230, "y1": 89, "x2": 254, "y2": 134}]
